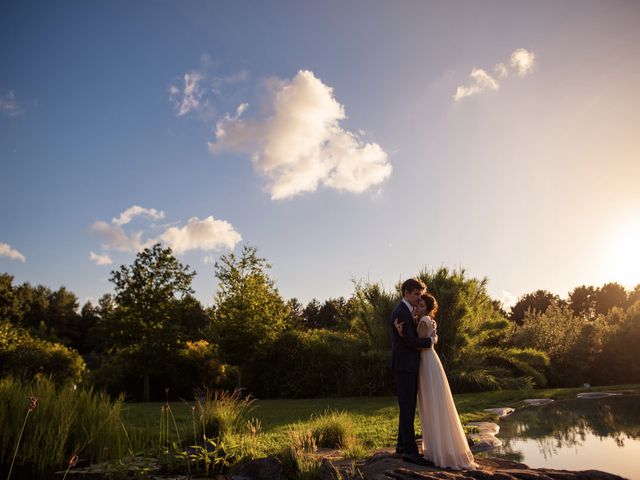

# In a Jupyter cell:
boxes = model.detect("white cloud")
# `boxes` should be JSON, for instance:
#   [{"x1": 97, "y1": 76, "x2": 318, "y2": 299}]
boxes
[
  {"x1": 511, "y1": 48, "x2": 536, "y2": 77},
  {"x1": 209, "y1": 70, "x2": 392, "y2": 199},
  {"x1": 0, "y1": 243, "x2": 26, "y2": 262},
  {"x1": 89, "y1": 251, "x2": 113, "y2": 265},
  {"x1": 112, "y1": 205, "x2": 165, "y2": 226},
  {"x1": 454, "y1": 48, "x2": 536, "y2": 101},
  {"x1": 0, "y1": 91, "x2": 21, "y2": 117},
  {"x1": 171, "y1": 71, "x2": 205, "y2": 116},
  {"x1": 453, "y1": 68, "x2": 499, "y2": 101},
  {"x1": 90, "y1": 220, "x2": 151, "y2": 252},
  {"x1": 494, "y1": 63, "x2": 509, "y2": 79},
  {"x1": 500, "y1": 290, "x2": 518, "y2": 310},
  {"x1": 159, "y1": 216, "x2": 241, "y2": 254}
]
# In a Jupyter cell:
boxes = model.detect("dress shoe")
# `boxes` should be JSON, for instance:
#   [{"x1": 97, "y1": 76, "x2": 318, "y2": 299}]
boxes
[{"x1": 402, "y1": 453, "x2": 432, "y2": 467}]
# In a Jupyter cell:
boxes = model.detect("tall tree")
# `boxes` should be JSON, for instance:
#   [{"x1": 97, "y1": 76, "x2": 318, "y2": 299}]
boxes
[
  {"x1": 509, "y1": 290, "x2": 560, "y2": 325},
  {"x1": 109, "y1": 243, "x2": 196, "y2": 401},
  {"x1": 210, "y1": 245, "x2": 289, "y2": 382},
  {"x1": 595, "y1": 282, "x2": 628, "y2": 315},
  {"x1": 569, "y1": 285, "x2": 598, "y2": 319}
]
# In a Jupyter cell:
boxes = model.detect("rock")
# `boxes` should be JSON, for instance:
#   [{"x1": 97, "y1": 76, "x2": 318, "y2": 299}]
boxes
[
  {"x1": 227, "y1": 456, "x2": 283, "y2": 480},
  {"x1": 359, "y1": 452, "x2": 626, "y2": 480},
  {"x1": 523, "y1": 399, "x2": 554, "y2": 406},
  {"x1": 467, "y1": 422, "x2": 502, "y2": 452},
  {"x1": 576, "y1": 392, "x2": 622, "y2": 399},
  {"x1": 484, "y1": 407, "x2": 515, "y2": 418}
]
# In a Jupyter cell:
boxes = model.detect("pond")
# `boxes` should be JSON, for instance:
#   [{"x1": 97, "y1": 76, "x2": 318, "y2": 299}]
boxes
[{"x1": 481, "y1": 394, "x2": 640, "y2": 479}]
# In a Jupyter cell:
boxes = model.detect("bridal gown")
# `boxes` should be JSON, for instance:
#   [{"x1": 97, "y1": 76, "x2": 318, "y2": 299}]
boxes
[{"x1": 416, "y1": 316, "x2": 478, "y2": 470}]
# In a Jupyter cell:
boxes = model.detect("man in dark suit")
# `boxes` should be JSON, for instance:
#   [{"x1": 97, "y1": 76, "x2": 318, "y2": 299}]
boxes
[{"x1": 390, "y1": 278, "x2": 437, "y2": 466}]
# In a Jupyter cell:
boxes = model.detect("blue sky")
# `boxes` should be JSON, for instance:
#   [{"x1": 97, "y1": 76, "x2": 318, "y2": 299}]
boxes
[{"x1": 2, "y1": 1, "x2": 639, "y2": 308}]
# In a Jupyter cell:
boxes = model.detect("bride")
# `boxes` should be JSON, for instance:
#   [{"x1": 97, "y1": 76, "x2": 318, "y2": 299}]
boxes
[{"x1": 399, "y1": 293, "x2": 478, "y2": 470}]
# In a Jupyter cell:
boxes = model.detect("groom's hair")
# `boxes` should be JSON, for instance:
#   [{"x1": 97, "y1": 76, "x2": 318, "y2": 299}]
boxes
[{"x1": 401, "y1": 278, "x2": 426, "y2": 296}]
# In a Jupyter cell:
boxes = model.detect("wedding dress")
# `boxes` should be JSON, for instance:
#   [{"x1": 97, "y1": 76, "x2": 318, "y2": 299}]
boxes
[{"x1": 416, "y1": 316, "x2": 478, "y2": 470}]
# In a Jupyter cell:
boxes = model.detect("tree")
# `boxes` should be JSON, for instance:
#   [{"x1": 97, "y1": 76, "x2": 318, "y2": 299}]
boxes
[
  {"x1": 420, "y1": 268, "x2": 548, "y2": 391},
  {"x1": 108, "y1": 243, "x2": 196, "y2": 401},
  {"x1": 569, "y1": 285, "x2": 598, "y2": 319},
  {"x1": 210, "y1": 245, "x2": 289, "y2": 383},
  {"x1": 628, "y1": 284, "x2": 640, "y2": 307},
  {"x1": 509, "y1": 290, "x2": 560, "y2": 325},
  {"x1": 595, "y1": 282, "x2": 628, "y2": 315}
]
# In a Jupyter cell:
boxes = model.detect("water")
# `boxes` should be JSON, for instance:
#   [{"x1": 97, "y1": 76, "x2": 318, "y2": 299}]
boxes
[{"x1": 483, "y1": 394, "x2": 640, "y2": 479}]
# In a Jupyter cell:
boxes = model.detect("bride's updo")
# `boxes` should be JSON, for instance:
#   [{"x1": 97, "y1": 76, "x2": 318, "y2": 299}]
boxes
[{"x1": 421, "y1": 293, "x2": 438, "y2": 317}]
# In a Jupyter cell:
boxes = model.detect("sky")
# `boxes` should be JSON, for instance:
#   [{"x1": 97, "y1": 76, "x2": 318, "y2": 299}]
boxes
[{"x1": 1, "y1": 0, "x2": 639, "y2": 309}]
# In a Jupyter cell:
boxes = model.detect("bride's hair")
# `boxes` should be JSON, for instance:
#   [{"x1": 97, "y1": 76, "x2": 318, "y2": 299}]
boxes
[{"x1": 421, "y1": 293, "x2": 438, "y2": 317}]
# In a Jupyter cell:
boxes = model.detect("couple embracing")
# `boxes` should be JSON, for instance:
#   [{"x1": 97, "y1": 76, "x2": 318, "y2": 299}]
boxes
[{"x1": 390, "y1": 278, "x2": 477, "y2": 470}]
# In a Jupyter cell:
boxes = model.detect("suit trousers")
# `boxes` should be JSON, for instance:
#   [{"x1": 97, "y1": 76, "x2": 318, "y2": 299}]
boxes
[{"x1": 395, "y1": 370, "x2": 420, "y2": 454}]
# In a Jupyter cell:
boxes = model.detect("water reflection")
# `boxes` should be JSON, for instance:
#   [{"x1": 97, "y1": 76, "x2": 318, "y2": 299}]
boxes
[{"x1": 486, "y1": 395, "x2": 640, "y2": 479}]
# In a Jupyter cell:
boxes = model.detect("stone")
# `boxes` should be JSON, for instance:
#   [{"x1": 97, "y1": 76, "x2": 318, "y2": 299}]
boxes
[
  {"x1": 227, "y1": 455, "x2": 283, "y2": 480},
  {"x1": 576, "y1": 392, "x2": 622, "y2": 399},
  {"x1": 523, "y1": 399, "x2": 554, "y2": 406},
  {"x1": 484, "y1": 407, "x2": 515, "y2": 418}
]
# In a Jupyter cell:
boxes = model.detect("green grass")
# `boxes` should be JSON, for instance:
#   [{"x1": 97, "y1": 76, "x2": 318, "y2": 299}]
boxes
[{"x1": 122, "y1": 384, "x2": 640, "y2": 454}]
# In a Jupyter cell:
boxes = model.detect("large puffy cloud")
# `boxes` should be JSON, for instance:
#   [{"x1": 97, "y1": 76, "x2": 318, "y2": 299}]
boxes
[
  {"x1": 209, "y1": 70, "x2": 391, "y2": 200},
  {"x1": 454, "y1": 48, "x2": 536, "y2": 101},
  {"x1": 0, "y1": 243, "x2": 26, "y2": 262},
  {"x1": 90, "y1": 220, "x2": 151, "y2": 252},
  {"x1": 159, "y1": 216, "x2": 242, "y2": 254}
]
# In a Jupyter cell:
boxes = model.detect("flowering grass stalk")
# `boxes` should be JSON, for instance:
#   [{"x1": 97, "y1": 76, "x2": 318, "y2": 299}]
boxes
[{"x1": 6, "y1": 396, "x2": 38, "y2": 480}]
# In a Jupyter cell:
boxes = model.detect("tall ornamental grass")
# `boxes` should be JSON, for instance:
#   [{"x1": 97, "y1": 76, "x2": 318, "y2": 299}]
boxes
[
  {"x1": 195, "y1": 388, "x2": 255, "y2": 439},
  {"x1": 0, "y1": 377, "x2": 129, "y2": 472}
]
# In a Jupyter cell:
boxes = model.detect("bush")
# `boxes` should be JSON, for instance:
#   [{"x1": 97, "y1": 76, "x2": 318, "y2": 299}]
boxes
[
  {"x1": 0, "y1": 321, "x2": 85, "y2": 383},
  {"x1": 196, "y1": 388, "x2": 255, "y2": 439},
  {"x1": 309, "y1": 410, "x2": 357, "y2": 450}
]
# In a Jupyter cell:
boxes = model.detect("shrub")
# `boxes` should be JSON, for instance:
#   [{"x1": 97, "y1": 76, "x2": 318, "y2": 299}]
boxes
[
  {"x1": 196, "y1": 388, "x2": 255, "y2": 439},
  {"x1": 0, "y1": 321, "x2": 85, "y2": 383},
  {"x1": 309, "y1": 410, "x2": 357, "y2": 450}
]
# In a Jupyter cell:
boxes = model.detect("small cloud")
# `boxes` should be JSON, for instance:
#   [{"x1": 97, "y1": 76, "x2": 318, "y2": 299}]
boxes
[
  {"x1": 90, "y1": 220, "x2": 152, "y2": 252},
  {"x1": 159, "y1": 216, "x2": 241, "y2": 254},
  {"x1": 171, "y1": 71, "x2": 205, "y2": 116},
  {"x1": 494, "y1": 63, "x2": 509, "y2": 79},
  {"x1": 453, "y1": 68, "x2": 499, "y2": 101},
  {"x1": 453, "y1": 48, "x2": 536, "y2": 101},
  {"x1": 0, "y1": 242, "x2": 26, "y2": 262},
  {"x1": 112, "y1": 205, "x2": 165, "y2": 226},
  {"x1": 89, "y1": 251, "x2": 113, "y2": 265},
  {"x1": 210, "y1": 70, "x2": 391, "y2": 199},
  {"x1": 511, "y1": 48, "x2": 536, "y2": 77},
  {"x1": 0, "y1": 91, "x2": 22, "y2": 117}
]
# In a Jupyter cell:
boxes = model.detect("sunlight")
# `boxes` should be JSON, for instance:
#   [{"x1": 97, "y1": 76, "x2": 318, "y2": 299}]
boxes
[{"x1": 607, "y1": 219, "x2": 640, "y2": 288}]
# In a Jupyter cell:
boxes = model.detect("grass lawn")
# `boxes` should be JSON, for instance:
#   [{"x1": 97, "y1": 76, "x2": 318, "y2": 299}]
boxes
[{"x1": 121, "y1": 384, "x2": 639, "y2": 453}]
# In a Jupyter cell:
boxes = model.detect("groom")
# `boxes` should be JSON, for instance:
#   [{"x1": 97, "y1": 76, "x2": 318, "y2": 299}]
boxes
[{"x1": 390, "y1": 278, "x2": 437, "y2": 466}]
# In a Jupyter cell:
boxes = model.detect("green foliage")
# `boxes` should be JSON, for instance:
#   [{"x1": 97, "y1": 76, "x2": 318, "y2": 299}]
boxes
[
  {"x1": 309, "y1": 410, "x2": 357, "y2": 449},
  {"x1": 509, "y1": 304, "x2": 615, "y2": 386},
  {"x1": 279, "y1": 430, "x2": 325, "y2": 480},
  {"x1": 599, "y1": 301, "x2": 640, "y2": 384},
  {"x1": 210, "y1": 245, "x2": 290, "y2": 369},
  {"x1": 509, "y1": 289, "x2": 560, "y2": 324},
  {"x1": 0, "y1": 377, "x2": 128, "y2": 472},
  {"x1": 417, "y1": 268, "x2": 548, "y2": 391},
  {"x1": 0, "y1": 321, "x2": 86, "y2": 383},
  {"x1": 246, "y1": 329, "x2": 392, "y2": 398},
  {"x1": 351, "y1": 282, "x2": 397, "y2": 349}
]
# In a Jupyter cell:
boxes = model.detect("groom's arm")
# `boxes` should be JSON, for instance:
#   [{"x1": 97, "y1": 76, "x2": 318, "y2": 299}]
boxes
[{"x1": 395, "y1": 309, "x2": 432, "y2": 349}]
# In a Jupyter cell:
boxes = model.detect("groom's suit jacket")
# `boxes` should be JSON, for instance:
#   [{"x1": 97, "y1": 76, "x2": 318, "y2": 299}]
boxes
[{"x1": 390, "y1": 301, "x2": 433, "y2": 373}]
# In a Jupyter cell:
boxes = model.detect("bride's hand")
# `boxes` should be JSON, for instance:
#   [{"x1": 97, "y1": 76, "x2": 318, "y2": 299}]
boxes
[{"x1": 394, "y1": 317, "x2": 404, "y2": 337}]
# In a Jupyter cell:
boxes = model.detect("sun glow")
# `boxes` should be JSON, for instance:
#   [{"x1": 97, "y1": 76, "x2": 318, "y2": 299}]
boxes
[{"x1": 607, "y1": 220, "x2": 640, "y2": 288}]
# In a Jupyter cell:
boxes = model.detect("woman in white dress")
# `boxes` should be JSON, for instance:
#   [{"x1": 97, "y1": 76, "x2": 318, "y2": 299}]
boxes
[{"x1": 412, "y1": 293, "x2": 477, "y2": 470}]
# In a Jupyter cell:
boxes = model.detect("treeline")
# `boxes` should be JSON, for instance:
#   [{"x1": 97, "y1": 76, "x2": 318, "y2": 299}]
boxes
[{"x1": 1, "y1": 244, "x2": 639, "y2": 400}]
